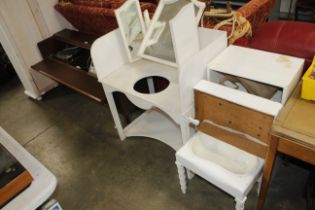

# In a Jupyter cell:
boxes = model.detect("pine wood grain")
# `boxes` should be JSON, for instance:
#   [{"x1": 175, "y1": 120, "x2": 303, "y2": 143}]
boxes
[
  {"x1": 198, "y1": 122, "x2": 268, "y2": 158},
  {"x1": 195, "y1": 90, "x2": 274, "y2": 144}
]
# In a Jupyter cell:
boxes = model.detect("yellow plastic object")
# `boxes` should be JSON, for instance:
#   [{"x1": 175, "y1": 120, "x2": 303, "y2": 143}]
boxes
[{"x1": 302, "y1": 56, "x2": 315, "y2": 101}]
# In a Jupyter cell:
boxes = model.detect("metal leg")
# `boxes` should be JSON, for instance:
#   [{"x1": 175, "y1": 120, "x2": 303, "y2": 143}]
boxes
[
  {"x1": 175, "y1": 161, "x2": 187, "y2": 194},
  {"x1": 104, "y1": 88, "x2": 126, "y2": 140},
  {"x1": 235, "y1": 197, "x2": 246, "y2": 210}
]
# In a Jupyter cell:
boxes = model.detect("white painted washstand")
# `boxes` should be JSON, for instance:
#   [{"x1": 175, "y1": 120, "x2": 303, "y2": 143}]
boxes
[
  {"x1": 91, "y1": 0, "x2": 227, "y2": 150},
  {"x1": 176, "y1": 46, "x2": 304, "y2": 210}
]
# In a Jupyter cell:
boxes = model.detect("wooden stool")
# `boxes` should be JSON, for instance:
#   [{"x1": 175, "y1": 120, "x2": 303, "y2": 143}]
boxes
[{"x1": 175, "y1": 81, "x2": 282, "y2": 210}]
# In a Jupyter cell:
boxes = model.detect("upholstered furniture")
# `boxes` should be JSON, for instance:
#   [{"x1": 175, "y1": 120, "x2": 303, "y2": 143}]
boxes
[
  {"x1": 55, "y1": 0, "x2": 157, "y2": 35},
  {"x1": 235, "y1": 20, "x2": 315, "y2": 71},
  {"x1": 202, "y1": 0, "x2": 276, "y2": 32},
  {"x1": 55, "y1": 0, "x2": 275, "y2": 37}
]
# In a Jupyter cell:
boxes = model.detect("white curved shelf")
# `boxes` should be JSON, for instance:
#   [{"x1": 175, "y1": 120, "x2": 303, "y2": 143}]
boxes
[{"x1": 124, "y1": 109, "x2": 182, "y2": 150}]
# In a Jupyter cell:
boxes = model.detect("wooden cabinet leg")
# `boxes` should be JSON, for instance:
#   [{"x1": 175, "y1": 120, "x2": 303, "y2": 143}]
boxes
[{"x1": 256, "y1": 136, "x2": 279, "y2": 210}]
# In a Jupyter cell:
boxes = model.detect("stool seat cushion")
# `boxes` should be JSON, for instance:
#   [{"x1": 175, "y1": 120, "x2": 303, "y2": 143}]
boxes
[{"x1": 176, "y1": 131, "x2": 264, "y2": 199}]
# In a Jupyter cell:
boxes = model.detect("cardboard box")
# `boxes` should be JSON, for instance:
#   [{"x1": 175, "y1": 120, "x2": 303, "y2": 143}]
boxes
[{"x1": 302, "y1": 56, "x2": 315, "y2": 101}]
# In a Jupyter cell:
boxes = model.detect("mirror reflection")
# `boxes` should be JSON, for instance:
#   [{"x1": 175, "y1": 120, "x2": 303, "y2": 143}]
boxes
[
  {"x1": 143, "y1": 0, "x2": 191, "y2": 63},
  {"x1": 116, "y1": 0, "x2": 145, "y2": 61}
]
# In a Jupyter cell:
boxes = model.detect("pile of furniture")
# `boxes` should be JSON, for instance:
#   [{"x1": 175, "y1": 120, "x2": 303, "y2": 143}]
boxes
[
  {"x1": 91, "y1": 1, "x2": 308, "y2": 210},
  {"x1": 55, "y1": 0, "x2": 157, "y2": 35},
  {"x1": 49, "y1": 1, "x2": 315, "y2": 210},
  {"x1": 202, "y1": 0, "x2": 276, "y2": 31},
  {"x1": 55, "y1": 0, "x2": 276, "y2": 39}
]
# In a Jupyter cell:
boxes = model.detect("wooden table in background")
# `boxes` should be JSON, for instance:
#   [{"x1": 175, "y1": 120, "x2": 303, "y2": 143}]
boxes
[{"x1": 257, "y1": 83, "x2": 315, "y2": 210}]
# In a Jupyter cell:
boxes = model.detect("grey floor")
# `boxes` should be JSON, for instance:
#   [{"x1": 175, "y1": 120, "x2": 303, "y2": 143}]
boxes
[{"x1": 0, "y1": 77, "x2": 311, "y2": 210}]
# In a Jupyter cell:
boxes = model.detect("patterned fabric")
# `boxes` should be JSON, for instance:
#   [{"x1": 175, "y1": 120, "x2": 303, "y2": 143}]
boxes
[
  {"x1": 70, "y1": 0, "x2": 113, "y2": 8},
  {"x1": 55, "y1": 0, "x2": 157, "y2": 35},
  {"x1": 202, "y1": 0, "x2": 276, "y2": 31},
  {"x1": 238, "y1": 0, "x2": 276, "y2": 30}
]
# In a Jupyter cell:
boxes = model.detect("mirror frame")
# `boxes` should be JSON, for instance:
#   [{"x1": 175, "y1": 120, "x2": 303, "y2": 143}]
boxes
[
  {"x1": 115, "y1": 0, "x2": 147, "y2": 62},
  {"x1": 138, "y1": 0, "x2": 205, "y2": 67}
]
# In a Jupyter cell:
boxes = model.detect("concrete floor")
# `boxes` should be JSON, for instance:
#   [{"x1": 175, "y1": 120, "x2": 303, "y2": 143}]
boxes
[{"x1": 0, "y1": 77, "x2": 311, "y2": 210}]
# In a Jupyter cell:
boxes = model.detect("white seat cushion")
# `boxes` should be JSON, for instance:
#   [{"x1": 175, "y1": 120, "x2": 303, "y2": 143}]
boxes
[{"x1": 176, "y1": 131, "x2": 264, "y2": 199}]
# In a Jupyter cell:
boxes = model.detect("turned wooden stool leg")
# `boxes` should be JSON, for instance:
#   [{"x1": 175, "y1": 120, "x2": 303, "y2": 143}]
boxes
[
  {"x1": 175, "y1": 161, "x2": 187, "y2": 194},
  {"x1": 235, "y1": 197, "x2": 246, "y2": 210}
]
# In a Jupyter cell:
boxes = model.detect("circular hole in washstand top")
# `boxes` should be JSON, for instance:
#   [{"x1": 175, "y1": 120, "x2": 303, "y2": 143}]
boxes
[{"x1": 133, "y1": 76, "x2": 170, "y2": 94}]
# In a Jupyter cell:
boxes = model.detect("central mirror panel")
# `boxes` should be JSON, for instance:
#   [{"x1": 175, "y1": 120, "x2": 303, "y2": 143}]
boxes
[
  {"x1": 143, "y1": 0, "x2": 190, "y2": 64},
  {"x1": 139, "y1": 0, "x2": 204, "y2": 66}
]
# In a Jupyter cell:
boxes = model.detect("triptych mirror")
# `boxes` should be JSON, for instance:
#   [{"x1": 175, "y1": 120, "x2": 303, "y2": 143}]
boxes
[{"x1": 115, "y1": 0, "x2": 205, "y2": 66}]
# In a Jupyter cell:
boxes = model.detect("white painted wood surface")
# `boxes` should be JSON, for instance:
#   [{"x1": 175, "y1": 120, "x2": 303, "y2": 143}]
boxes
[
  {"x1": 207, "y1": 45, "x2": 304, "y2": 103},
  {"x1": 101, "y1": 59, "x2": 181, "y2": 121},
  {"x1": 32, "y1": 0, "x2": 73, "y2": 35},
  {"x1": 91, "y1": 29, "x2": 129, "y2": 82},
  {"x1": 138, "y1": 0, "x2": 175, "y2": 66},
  {"x1": 0, "y1": 0, "x2": 66, "y2": 98},
  {"x1": 194, "y1": 80, "x2": 283, "y2": 117},
  {"x1": 0, "y1": 0, "x2": 71, "y2": 98},
  {"x1": 115, "y1": 0, "x2": 146, "y2": 62},
  {"x1": 26, "y1": 0, "x2": 51, "y2": 39},
  {"x1": 178, "y1": 29, "x2": 227, "y2": 114},
  {"x1": 175, "y1": 161, "x2": 187, "y2": 193},
  {"x1": 0, "y1": 19, "x2": 40, "y2": 99},
  {"x1": 176, "y1": 131, "x2": 264, "y2": 209},
  {"x1": 170, "y1": 3, "x2": 199, "y2": 66},
  {"x1": 177, "y1": 45, "x2": 304, "y2": 208},
  {"x1": 0, "y1": 0, "x2": 55, "y2": 98},
  {"x1": 190, "y1": 0, "x2": 205, "y2": 24},
  {"x1": 0, "y1": 127, "x2": 57, "y2": 210},
  {"x1": 138, "y1": 0, "x2": 205, "y2": 68},
  {"x1": 124, "y1": 109, "x2": 183, "y2": 150}
]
